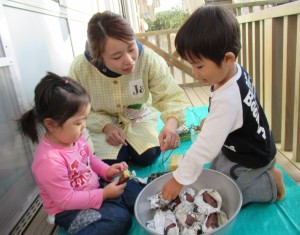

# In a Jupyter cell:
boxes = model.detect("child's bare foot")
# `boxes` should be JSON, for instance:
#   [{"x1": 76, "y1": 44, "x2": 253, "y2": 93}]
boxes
[{"x1": 271, "y1": 168, "x2": 286, "y2": 200}]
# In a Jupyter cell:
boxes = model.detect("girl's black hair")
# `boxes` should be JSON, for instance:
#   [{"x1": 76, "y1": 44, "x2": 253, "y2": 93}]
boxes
[
  {"x1": 175, "y1": 5, "x2": 241, "y2": 66},
  {"x1": 18, "y1": 72, "x2": 90, "y2": 143}
]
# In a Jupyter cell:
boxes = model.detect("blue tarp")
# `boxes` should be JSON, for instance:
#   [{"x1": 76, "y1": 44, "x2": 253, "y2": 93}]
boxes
[{"x1": 60, "y1": 106, "x2": 300, "y2": 235}]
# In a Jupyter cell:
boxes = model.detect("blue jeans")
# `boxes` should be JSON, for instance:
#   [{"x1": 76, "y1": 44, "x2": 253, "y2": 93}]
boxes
[{"x1": 55, "y1": 180, "x2": 144, "y2": 235}]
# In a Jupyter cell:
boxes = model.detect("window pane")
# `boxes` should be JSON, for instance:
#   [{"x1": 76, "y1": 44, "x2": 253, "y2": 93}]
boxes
[{"x1": 0, "y1": 66, "x2": 38, "y2": 234}]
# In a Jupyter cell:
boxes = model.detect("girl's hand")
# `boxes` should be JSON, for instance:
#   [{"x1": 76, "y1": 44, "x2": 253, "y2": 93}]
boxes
[
  {"x1": 103, "y1": 124, "x2": 127, "y2": 146},
  {"x1": 162, "y1": 177, "x2": 183, "y2": 201},
  {"x1": 103, "y1": 180, "x2": 126, "y2": 200},
  {"x1": 106, "y1": 162, "x2": 128, "y2": 179},
  {"x1": 159, "y1": 117, "x2": 180, "y2": 152}
]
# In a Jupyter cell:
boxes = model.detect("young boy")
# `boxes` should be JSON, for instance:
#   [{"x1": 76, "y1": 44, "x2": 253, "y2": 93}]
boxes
[{"x1": 162, "y1": 6, "x2": 285, "y2": 205}]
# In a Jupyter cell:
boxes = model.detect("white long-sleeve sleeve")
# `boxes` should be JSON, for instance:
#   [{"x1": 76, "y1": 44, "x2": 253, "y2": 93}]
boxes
[{"x1": 173, "y1": 66, "x2": 243, "y2": 185}]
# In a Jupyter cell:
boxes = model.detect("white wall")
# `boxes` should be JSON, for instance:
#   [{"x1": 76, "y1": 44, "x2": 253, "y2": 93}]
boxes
[{"x1": 0, "y1": 0, "x2": 140, "y2": 233}]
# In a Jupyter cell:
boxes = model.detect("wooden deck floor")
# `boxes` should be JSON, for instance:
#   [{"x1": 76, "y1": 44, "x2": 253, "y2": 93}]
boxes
[{"x1": 14, "y1": 85, "x2": 300, "y2": 235}]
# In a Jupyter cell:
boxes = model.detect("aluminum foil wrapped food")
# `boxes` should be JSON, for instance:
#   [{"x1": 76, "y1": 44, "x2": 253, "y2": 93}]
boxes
[
  {"x1": 164, "y1": 210, "x2": 179, "y2": 235},
  {"x1": 117, "y1": 170, "x2": 131, "y2": 185},
  {"x1": 179, "y1": 187, "x2": 196, "y2": 203},
  {"x1": 146, "y1": 187, "x2": 228, "y2": 234},
  {"x1": 202, "y1": 210, "x2": 228, "y2": 233},
  {"x1": 146, "y1": 210, "x2": 165, "y2": 234},
  {"x1": 181, "y1": 222, "x2": 202, "y2": 235},
  {"x1": 148, "y1": 193, "x2": 170, "y2": 210},
  {"x1": 194, "y1": 189, "x2": 222, "y2": 213}
]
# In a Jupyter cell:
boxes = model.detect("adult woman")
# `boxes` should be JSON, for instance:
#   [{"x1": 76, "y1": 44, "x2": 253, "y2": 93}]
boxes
[{"x1": 69, "y1": 11, "x2": 190, "y2": 166}]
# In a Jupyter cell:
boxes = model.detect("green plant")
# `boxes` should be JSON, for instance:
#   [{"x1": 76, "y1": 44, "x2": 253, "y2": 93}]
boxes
[{"x1": 145, "y1": 7, "x2": 189, "y2": 31}]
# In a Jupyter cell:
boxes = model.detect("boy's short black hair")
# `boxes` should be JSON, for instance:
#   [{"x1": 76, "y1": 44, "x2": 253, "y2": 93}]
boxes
[{"x1": 175, "y1": 5, "x2": 241, "y2": 66}]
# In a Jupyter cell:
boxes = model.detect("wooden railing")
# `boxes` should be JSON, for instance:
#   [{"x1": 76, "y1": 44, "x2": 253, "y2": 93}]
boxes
[
  {"x1": 136, "y1": 0, "x2": 300, "y2": 162},
  {"x1": 208, "y1": 0, "x2": 289, "y2": 16},
  {"x1": 136, "y1": 29, "x2": 196, "y2": 86},
  {"x1": 237, "y1": 1, "x2": 300, "y2": 162}
]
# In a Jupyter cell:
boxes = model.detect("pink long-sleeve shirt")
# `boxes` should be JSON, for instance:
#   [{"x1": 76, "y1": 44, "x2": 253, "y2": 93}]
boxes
[{"x1": 31, "y1": 135, "x2": 110, "y2": 215}]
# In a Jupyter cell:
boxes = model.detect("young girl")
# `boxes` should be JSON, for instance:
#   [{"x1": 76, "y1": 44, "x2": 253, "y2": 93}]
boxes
[
  {"x1": 162, "y1": 6, "x2": 285, "y2": 206},
  {"x1": 18, "y1": 72, "x2": 143, "y2": 235}
]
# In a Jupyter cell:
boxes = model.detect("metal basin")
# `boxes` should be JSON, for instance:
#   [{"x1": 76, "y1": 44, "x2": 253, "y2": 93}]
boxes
[{"x1": 134, "y1": 169, "x2": 242, "y2": 234}]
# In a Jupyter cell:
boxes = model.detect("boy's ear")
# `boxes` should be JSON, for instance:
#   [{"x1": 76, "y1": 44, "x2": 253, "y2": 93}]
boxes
[
  {"x1": 43, "y1": 118, "x2": 58, "y2": 131},
  {"x1": 224, "y1": 52, "x2": 236, "y2": 65}
]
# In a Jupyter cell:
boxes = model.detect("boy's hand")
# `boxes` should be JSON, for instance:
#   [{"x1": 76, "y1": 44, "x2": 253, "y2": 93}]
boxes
[
  {"x1": 200, "y1": 118, "x2": 206, "y2": 129},
  {"x1": 106, "y1": 162, "x2": 128, "y2": 179},
  {"x1": 162, "y1": 177, "x2": 183, "y2": 201},
  {"x1": 103, "y1": 180, "x2": 126, "y2": 200}
]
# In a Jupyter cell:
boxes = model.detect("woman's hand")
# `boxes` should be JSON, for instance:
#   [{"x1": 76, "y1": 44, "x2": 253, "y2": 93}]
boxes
[
  {"x1": 162, "y1": 177, "x2": 183, "y2": 201},
  {"x1": 103, "y1": 124, "x2": 127, "y2": 146},
  {"x1": 159, "y1": 117, "x2": 180, "y2": 152},
  {"x1": 102, "y1": 180, "x2": 126, "y2": 200},
  {"x1": 106, "y1": 162, "x2": 128, "y2": 179}
]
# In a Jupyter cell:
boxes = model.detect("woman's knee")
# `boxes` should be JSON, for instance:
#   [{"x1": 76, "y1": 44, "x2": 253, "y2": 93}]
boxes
[{"x1": 133, "y1": 147, "x2": 161, "y2": 166}]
